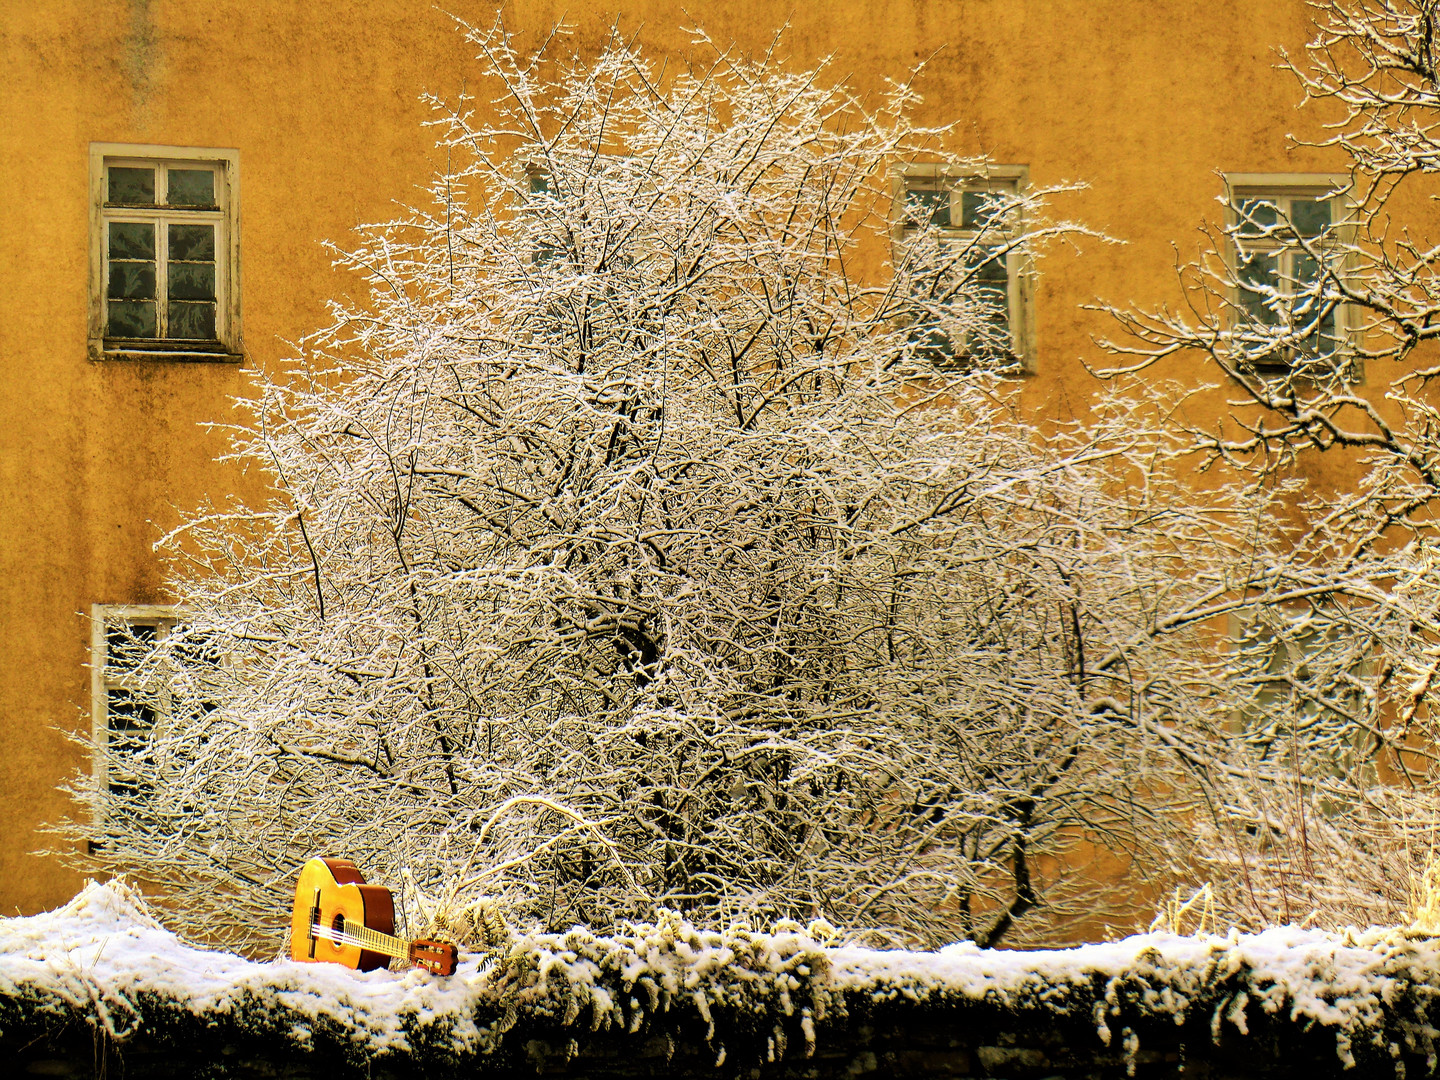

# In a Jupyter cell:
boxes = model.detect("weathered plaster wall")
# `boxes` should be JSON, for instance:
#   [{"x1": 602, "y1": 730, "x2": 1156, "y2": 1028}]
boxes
[{"x1": 0, "y1": 0, "x2": 1420, "y2": 917}]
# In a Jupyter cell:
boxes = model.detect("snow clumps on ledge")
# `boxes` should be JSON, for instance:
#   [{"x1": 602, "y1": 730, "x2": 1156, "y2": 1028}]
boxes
[{"x1": 1, "y1": 880, "x2": 1438, "y2": 1076}]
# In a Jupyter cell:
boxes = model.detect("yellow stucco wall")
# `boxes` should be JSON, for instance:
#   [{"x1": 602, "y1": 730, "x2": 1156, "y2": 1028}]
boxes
[{"x1": 0, "y1": 0, "x2": 1410, "y2": 920}]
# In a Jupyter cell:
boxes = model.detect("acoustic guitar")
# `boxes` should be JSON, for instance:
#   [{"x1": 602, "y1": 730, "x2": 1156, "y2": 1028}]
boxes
[{"x1": 289, "y1": 856, "x2": 458, "y2": 975}]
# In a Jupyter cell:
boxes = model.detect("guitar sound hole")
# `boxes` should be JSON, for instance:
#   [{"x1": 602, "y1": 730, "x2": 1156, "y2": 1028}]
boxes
[{"x1": 332, "y1": 913, "x2": 346, "y2": 941}]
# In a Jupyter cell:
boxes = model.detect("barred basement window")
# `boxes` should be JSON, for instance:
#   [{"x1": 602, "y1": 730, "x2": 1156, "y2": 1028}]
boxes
[
  {"x1": 1224, "y1": 174, "x2": 1355, "y2": 378},
  {"x1": 89, "y1": 605, "x2": 222, "y2": 826},
  {"x1": 895, "y1": 165, "x2": 1033, "y2": 373},
  {"x1": 90, "y1": 606, "x2": 179, "y2": 807},
  {"x1": 89, "y1": 144, "x2": 242, "y2": 362}
]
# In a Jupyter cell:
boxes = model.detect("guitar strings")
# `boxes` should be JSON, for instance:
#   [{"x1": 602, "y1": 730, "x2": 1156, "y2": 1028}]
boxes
[
  {"x1": 311, "y1": 929, "x2": 385, "y2": 951},
  {"x1": 310, "y1": 922, "x2": 405, "y2": 957},
  {"x1": 307, "y1": 921, "x2": 454, "y2": 971},
  {"x1": 313, "y1": 925, "x2": 394, "y2": 949}
]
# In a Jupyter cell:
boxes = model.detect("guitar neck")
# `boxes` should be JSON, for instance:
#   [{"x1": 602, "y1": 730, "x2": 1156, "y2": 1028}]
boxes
[
  {"x1": 348, "y1": 919, "x2": 411, "y2": 961},
  {"x1": 314, "y1": 918, "x2": 413, "y2": 962}
]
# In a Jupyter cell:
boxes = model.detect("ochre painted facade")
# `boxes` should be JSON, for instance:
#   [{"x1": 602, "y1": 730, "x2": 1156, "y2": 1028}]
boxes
[{"x1": 0, "y1": 1, "x2": 1413, "y2": 919}]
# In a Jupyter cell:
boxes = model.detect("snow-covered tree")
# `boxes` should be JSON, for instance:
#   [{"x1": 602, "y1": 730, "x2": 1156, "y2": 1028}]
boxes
[
  {"x1": 55, "y1": 22, "x2": 1371, "y2": 952},
  {"x1": 1100, "y1": 0, "x2": 1440, "y2": 928}
]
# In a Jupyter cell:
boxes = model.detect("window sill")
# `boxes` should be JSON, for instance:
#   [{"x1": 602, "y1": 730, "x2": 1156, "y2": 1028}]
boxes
[
  {"x1": 92, "y1": 341, "x2": 243, "y2": 364},
  {"x1": 1229, "y1": 348, "x2": 1360, "y2": 384}
]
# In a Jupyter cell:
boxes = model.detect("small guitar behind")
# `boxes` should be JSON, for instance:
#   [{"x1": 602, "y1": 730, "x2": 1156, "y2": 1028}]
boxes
[{"x1": 290, "y1": 857, "x2": 458, "y2": 976}]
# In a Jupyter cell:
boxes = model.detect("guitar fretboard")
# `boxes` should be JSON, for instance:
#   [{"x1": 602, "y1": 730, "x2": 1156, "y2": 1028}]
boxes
[{"x1": 312, "y1": 918, "x2": 409, "y2": 961}]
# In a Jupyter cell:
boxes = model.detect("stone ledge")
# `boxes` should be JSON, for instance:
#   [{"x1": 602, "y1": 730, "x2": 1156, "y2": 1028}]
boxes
[{"x1": 2, "y1": 883, "x2": 1436, "y2": 1078}]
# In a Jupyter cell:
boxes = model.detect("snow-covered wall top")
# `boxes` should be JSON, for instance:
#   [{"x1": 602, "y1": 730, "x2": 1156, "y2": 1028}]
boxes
[{"x1": 1, "y1": 881, "x2": 1437, "y2": 1078}]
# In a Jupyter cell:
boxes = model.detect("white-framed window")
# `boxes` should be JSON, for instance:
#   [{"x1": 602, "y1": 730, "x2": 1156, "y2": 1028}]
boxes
[
  {"x1": 1224, "y1": 173, "x2": 1355, "y2": 378},
  {"x1": 524, "y1": 164, "x2": 564, "y2": 266},
  {"x1": 89, "y1": 605, "x2": 224, "y2": 833},
  {"x1": 894, "y1": 164, "x2": 1033, "y2": 372},
  {"x1": 1229, "y1": 609, "x2": 1374, "y2": 787},
  {"x1": 522, "y1": 155, "x2": 644, "y2": 264},
  {"x1": 88, "y1": 143, "x2": 241, "y2": 362},
  {"x1": 90, "y1": 605, "x2": 181, "y2": 806}
]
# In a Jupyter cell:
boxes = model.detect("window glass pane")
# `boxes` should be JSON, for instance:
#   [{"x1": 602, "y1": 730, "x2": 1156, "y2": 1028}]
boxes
[
  {"x1": 168, "y1": 263, "x2": 215, "y2": 301},
  {"x1": 1294, "y1": 252, "x2": 1338, "y2": 355},
  {"x1": 1303, "y1": 325, "x2": 1339, "y2": 358},
  {"x1": 108, "y1": 261, "x2": 155, "y2": 300},
  {"x1": 1236, "y1": 198, "x2": 1278, "y2": 236},
  {"x1": 532, "y1": 238, "x2": 564, "y2": 266},
  {"x1": 168, "y1": 224, "x2": 215, "y2": 262},
  {"x1": 106, "y1": 622, "x2": 157, "y2": 669},
  {"x1": 166, "y1": 168, "x2": 215, "y2": 207},
  {"x1": 905, "y1": 187, "x2": 951, "y2": 228},
  {"x1": 971, "y1": 282, "x2": 1012, "y2": 363},
  {"x1": 1237, "y1": 252, "x2": 1279, "y2": 325},
  {"x1": 975, "y1": 284, "x2": 1010, "y2": 328},
  {"x1": 908, "y1": 323, "x2": 956, "y2": 366},
  {"x1": 528, "y1": 171, "x2": 550, "y2": 194},
  {"x1": 961, "y1": 190, "x2": 1006, "y2": 230},
  {"x1": 172, "y1": 629, "x2": 223, "y2": 667},
  {"x1": 107, "y1": 776, "x2": 150, "y2": 801},
  {"x1": 1291, "y1": 198, "x2": 1332, "y2": 236},
  {"x1": 973, "y1": 250, "x2": 1009, "y2": 283},
  {"x1": 105, "y1": 686, "x2": 154, "y2": 800},
  {"x1": 108, "y1": 222, "x2": 154, "y2": 261},
  {"x1": 108, "y1": 167, "x2": 155, "y2": 205},
  {"x1": 168, "y1": 301, "x2": 217, "y2": 340},
  {"x1": 1292, "y1": 251, "x2": 1324, "y2": 292},
  {"x1": 107, "y1": 300, "x2": 157, "y2": 338},
  {"x1": 107, "y1": 687, "x2": 156, "y2": 733}
]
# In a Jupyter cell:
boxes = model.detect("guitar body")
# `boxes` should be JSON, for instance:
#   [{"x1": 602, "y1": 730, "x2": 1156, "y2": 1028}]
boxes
[
  {"x1": 289, "y1": 856, "x2": 458, "y2": 976},
  {"x1": 290, "y1": 857, "x2": 397, "y2": 972}
]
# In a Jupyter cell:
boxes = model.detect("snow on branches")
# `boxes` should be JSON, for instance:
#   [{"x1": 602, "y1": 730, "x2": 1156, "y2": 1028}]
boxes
[
  {"x1": 50, "y1": 21, "x2": 1380, "y2": 950},
  {"x1": 1097, "y1": 0, "x2": 1440, "y2": 928}
]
